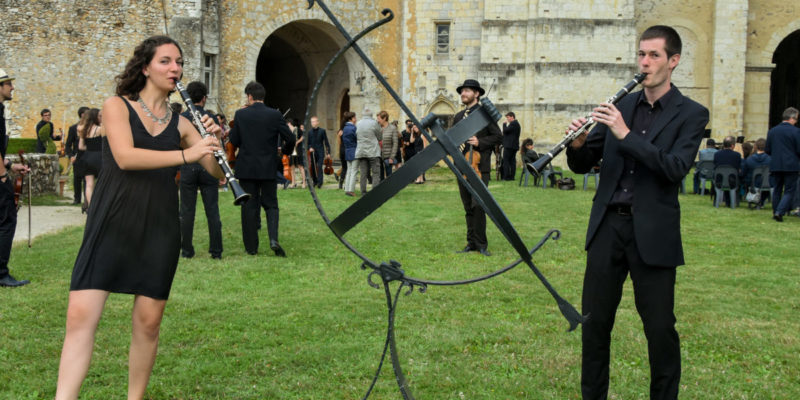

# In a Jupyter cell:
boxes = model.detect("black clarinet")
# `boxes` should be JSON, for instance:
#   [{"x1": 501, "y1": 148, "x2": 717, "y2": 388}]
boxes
[
  {"x1": 529, "y1": 73, "x2": 647, "y2": 174},
  {"x1": 175, "y1": 81, "x2": 250, "y2": 205}
]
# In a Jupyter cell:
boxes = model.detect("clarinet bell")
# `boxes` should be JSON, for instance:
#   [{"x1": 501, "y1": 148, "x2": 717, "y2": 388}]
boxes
[{"x1": 229, "y1": 180, "x2": 251, "y2": 205}]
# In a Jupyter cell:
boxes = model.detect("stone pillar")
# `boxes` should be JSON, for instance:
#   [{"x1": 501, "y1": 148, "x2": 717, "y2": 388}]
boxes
[
  {"x1": 709, "y1": 0, "x2": 749, "y2": 138},
  {"x1": 743, "y1": 67, "x2": 773, "y2": 138}
]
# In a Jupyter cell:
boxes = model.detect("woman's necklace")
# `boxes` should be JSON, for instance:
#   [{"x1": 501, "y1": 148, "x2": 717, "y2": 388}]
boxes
[{"x1": 137, "y1": 97, "x2": 171, "y2": 125}]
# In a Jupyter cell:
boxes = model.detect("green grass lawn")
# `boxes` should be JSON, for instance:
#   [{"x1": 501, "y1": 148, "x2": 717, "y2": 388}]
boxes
[{"x1": 1, "y1": 167, "x2": 798, "y2": 399}]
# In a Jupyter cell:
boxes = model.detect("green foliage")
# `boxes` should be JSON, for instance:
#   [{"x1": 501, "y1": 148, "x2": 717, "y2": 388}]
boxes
[
  {"x1": 6, "y1": 138, "x2": 37, "y2": 154},
  {"x1": 37, "y1": 123, "x2": 57, "y2": 154},
  {"x1": 1, "y1": 167, "x2": 798, "y2": 398}
]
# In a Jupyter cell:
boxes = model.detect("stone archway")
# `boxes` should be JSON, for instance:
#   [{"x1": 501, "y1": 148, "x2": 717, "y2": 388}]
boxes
[
  {"x1": 255, "y1": 20, "x2": 352, "y2": 134},
  {"x1": 769, "y1": 30, "x2": 800, "y2": 127}
]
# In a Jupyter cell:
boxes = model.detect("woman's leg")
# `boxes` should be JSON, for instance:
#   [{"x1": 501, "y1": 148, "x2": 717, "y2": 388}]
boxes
[
  {"x1": 55, "y1": 289, "x2": 110, "y2": 400},
  {"x1": 128, "y1": 295, "x2": 167, "y2": 400},
  {"x1": 84, "y1": 174, "x2": 96, "y2": 206}
]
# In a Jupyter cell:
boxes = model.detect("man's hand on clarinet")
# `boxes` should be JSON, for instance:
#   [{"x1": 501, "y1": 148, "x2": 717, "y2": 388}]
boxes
[
  {"x1": 592, "y1": 102, "x2": 630, "y2": 140},
  {"x1": 568, "y1": 117, "x2": 589, "y2": 149}
]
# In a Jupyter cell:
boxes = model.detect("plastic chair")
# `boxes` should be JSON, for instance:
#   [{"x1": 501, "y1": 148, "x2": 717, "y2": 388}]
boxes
[
  {"x1": 749, "y1": 165, "x2": 772, "y2": 208},
  {"x1": 541, "y1": 164, "x2": 563, "y2": 189},
  {"x1": 713, "y1": 165, "x2": 739, "y2": 208},
  {"x1": 519, "y1": 163, "x2": 538, "y2": 187},
  {"x1": 697, "y1": 160, "x2": 715, "y2": 195},
  {"x1": 583, "y1": 167, "x2": 600, "y2": 190}
]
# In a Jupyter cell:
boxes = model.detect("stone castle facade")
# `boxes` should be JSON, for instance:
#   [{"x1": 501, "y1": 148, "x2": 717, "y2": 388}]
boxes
[{"x1": 1, "y1": 0, "x2": 798, "y2": 164}]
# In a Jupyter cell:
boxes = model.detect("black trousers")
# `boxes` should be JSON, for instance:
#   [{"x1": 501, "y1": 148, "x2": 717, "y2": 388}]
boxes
[
  {"x1": 501, "y1": 148, "x2": 517, "y2": 180},
  {"x1": 179, "y1": 164, "x2": 222, "y2": 257},
  {"x1": 239, "y1": 179, "x2": 279, "y2": 254},
  {"x1": 457, "y1": 173, "x2": 490, "y2": 250},
  {"x1": 309, "y1": 150, "x2": 325, "y2": 187},
  {"x1": 72, "y1": 152, "x2": 85, "y2": 204},
  {"x1": 581, "y1": 210, "x2": 680, "y2": 400},
  {"x1": 0, "y1": 179, "x2": 18, "y2": 278}
]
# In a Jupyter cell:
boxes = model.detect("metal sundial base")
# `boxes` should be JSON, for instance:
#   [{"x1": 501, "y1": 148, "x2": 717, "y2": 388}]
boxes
[{"x1": 300, "y1": 1, "x2": 587, "y2": 398}]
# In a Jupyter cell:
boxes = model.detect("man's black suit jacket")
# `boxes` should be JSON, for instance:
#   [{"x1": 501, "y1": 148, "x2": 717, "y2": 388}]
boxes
[
  {"x1": 453, "y1": 103, "x2": 502, "y2": 175},
  {"x1": 229, "y1": 102, "x2": 294, "y2": 180},
  {"x1": 765, "y1": 121, "x2": 800, "y2": 172},
  {"x1": 307, "y1": 127, "x2": 331, "y2": 154},
  {"x1": 66, "y1": 123, "x2": 80, "y2": 158},
  {"x1": 567, "y1": 87, "x2": 709, "y2": 267},
  {"x1": 502, "y1": 119, "x2": 520, "y2": 150}
]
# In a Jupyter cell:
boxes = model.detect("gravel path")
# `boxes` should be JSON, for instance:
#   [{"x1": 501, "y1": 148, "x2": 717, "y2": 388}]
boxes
[{"x1": 13, "y1": 205, "x2": 85, "y2": 245}]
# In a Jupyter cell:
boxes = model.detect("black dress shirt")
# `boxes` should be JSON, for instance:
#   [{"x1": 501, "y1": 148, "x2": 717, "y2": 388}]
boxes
[{"x1": 610, "y1": 86, "x2": 675, "y2": 206}]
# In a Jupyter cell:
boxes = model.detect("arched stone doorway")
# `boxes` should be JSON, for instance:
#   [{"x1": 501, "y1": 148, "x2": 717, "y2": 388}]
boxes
[
  {"x1": 255, "y1": 20, "x2": 352, "y2": 135},
  {"x1": 769, "y1": 30, "x2": 800, "y2": 127}
]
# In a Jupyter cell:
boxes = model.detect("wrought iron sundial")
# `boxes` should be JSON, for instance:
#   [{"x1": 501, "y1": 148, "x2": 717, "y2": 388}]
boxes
[{"x1": 300, "y1": 1, "x2": 587, "y2": 398}]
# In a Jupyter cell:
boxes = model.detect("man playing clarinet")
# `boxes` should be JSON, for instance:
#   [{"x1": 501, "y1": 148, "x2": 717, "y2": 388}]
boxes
[{"x1": 566, "y1": 26, "x2": 709, "y2": 399}]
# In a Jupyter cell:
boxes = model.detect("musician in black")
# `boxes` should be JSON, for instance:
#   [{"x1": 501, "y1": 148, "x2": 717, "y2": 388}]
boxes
[
  {"x1": 453, "y1": 79, "x2": 502, "y2": 256},
  {"x1": 229, "y1": 81, "x2": 294, "y2": 257},
  {"x1": 179, "y1": 81, "x2": 223, "y2": 259},
  {"x1": 66, "y1": 106, "x2": 89, "y2": 205},
  {"x1": 0, "y1": 68, "x2": 31, "y2": 287},
  {"x1": 501, "y1": 111, "x2": 520, "y2": 180},
  {"x1": 566, "y1": 26, "x2": 709, "y2": 399},
  {"x1": 306, "y1": 116, "x2": 330, "y2": 188}
]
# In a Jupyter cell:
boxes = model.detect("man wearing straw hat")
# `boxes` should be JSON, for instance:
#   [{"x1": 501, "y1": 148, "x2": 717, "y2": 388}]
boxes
[{"x1": 0, "y1": 68, "x2": 31, "y2": 287}]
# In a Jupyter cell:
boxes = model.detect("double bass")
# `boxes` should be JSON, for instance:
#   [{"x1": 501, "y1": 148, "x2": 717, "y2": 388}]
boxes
[{"x1": 16, "y1": 150, "x2": 31, "y2": 247}]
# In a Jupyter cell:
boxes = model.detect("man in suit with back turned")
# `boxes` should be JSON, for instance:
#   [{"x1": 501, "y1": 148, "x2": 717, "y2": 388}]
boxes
[
  {"x1": 765, "y1": 107, "x2": 800, "y2": 222},
  {"x1": 566, "y1": 26, "x2": 709, "y2": 399},
  {"x1": 229, "y1": 81, "x2": 294, "y2": 257}
]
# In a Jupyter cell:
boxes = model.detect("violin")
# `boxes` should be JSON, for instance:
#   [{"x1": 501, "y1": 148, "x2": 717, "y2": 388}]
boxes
[
  {"x1": 323, "y1": 154, "x2": 333, "y2": 175},
  {"x1": 14, "y1": 150, "x2": 25, "y2": 210},
  {"x1": 282, "y1": 154, "x2": 292, "y2": 182}
]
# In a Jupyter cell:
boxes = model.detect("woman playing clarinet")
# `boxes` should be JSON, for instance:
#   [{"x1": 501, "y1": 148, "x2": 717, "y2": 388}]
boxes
[{"x1": 55, "y1": 36, "x2": 223, "y2": 400}]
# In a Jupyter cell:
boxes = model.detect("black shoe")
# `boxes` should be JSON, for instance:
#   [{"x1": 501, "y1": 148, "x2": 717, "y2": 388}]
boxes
[
  {"x1": 211, "y1": 254, "x2": 222, "y2": 260},
  {"x1": 246, "y1": 250, "x2": 258, "y2": 255},
  {"x1": 72, "y1": 200, "x2": 81, "y2": 205},
  {"x1": 181, "y1": 251, "x2": 194, "y2": 259},
  {"x1": 456, "y1": 245, "x2": 475, "y2": 254},
  {"x1": 0, "y1": 275, "x2": 30, "y2": 287},
  {"x1": 270, "y1": 240, "x2": 286, "y2": 257},
  {"x1": 478, "y1": 248, "x2": 492, "y2": 257},
  {"x1": 773, "y1": 214, "x2": 784, "y2": 222}
]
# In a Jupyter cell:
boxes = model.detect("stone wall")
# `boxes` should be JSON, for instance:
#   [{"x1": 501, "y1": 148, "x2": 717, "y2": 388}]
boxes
[{"x1": 7, "y1": 154, "x2": 60, "y2": 196}]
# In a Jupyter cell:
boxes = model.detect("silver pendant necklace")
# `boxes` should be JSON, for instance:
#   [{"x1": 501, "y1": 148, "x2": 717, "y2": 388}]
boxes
[{"x1": 137, "y1": 97, "x2": 171, "y2": 125}]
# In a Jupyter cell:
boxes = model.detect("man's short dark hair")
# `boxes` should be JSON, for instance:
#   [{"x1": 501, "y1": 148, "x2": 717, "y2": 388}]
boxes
[
  {"x1": 505, "y1": 111, "x2": 515, "y2": 118},
  {"x1": 77, "y1": 106, "x2": 90, "y2": 118},
  {"x1": 706, "y1": 138, "x2": 716, "y2": 148},
  {"x1": 755, "y1": 138, "x2": 766, "y2": 151},
  {"x1": 722, "y1": 136, "x2": 736, "y2": 149},
  {"x1": 405, "y1": 119, "x2": 412, "y2": 124},
  {"x1": 782, "y1": 107, "x2": 799, "y2": 121},
  {"x1": 343, "y1": 111, "x2": 356, "y2": 122},
  {"x1": 41, "y1": 108, "x2": 51, "y2": 116},
  {"x1": 245, "y1": 81, "x2": 266, "y2": 101},
  {"x1": 640, "y1": 25, "x2": 682, "y2": 58},
  {"x1": 186, "y1": 81, "x2": 208, "y2": 104}
]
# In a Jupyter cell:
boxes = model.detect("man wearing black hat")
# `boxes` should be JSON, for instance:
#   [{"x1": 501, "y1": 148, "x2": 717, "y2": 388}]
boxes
[
  {"x1": 0, "y1": 69, "x2": 31, "y2": 287},
  {"x1": 453, "y1": 79, "x2": 502, "y2": 256}
]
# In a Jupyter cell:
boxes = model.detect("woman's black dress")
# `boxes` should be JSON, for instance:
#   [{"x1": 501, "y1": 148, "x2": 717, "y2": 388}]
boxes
[
  {"x1": 70, "y1": 97, "x2": 181, "y2": 300},
  {"x1": 82, "y1": 136, "x2": 103, "y2": 176}
]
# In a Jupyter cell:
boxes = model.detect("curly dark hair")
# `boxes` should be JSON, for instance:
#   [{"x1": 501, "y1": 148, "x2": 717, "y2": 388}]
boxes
[{"x1": 115, "y1": 35, "x2": 183, "y2": 100}]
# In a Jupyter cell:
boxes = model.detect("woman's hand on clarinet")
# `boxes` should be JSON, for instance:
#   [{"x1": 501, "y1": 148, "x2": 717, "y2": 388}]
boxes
[
  {"x1": 568, "y1": 117, "x2": 589, "y2": 149},
  {"x1": 200, "y1": 114, "x2": 223, "y2": 138},
  {"x1": 184, "y1": 135, "x2": 221, "y2": 163},
  {"x1": 592, "y1": 102, "x2": 629, "y2": 140}
]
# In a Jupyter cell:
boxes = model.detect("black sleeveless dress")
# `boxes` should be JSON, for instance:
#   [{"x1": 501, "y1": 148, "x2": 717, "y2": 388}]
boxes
[
  {"x1": 70, "y1": 97, "x2": 181, "y2": 300},
  {"x1": 82, "y1": 136, "x2": 103, "y2": 176}
]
